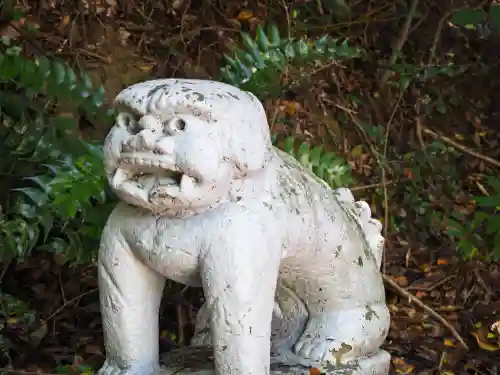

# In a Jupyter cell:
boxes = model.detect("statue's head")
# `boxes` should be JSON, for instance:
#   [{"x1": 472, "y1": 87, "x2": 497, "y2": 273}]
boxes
[{"x1": 104, "y1": 78, "x2": 272, "y2": 215}]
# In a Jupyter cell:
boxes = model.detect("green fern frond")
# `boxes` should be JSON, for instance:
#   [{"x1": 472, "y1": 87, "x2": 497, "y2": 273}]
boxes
[
  {"x1": 0, "y1": 144, "x2": 110, "y2": 263},
  {"x1": 0, "y1": 36, "x2": 113, "y2": 262},
  {"x1": 276, "y1": 136, "x2": 352, "y2": 188},
  {"x1": 219, "y1": 24, "x2": 362, "y2": 99}
]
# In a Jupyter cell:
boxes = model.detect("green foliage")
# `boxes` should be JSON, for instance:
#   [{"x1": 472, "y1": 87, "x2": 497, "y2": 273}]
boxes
[
  {"x1": 322, "y1": 0, "x2": 351, "y2": 20},
  {"x1": 451, "y1": 5, "x2": 500, "y2": 33},
  {"x1": 281, "y1": 136, "x2": 352, "y2": 188},
  {"x1": 219, "y1": 23, "x2": 362, "y2": 100},
  {"x1": 0, "y1": 34, "x2": 114, "y2": 263},
  {"x1": 439, "y1": 176, "x2": 500, "y2": 260},
  {"x1": 55, "y1": 363, "x2": 95, "y2": 375},
  {"x1": 389, "y1": 60, "x2": 467, "y2": 92},
  {"x1": 0, "y1": 290, "x2": 37, "y2": 364}
]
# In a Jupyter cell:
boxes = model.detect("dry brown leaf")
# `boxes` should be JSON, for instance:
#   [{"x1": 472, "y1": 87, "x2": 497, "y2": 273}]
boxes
[
  {"x1": 391, "y1": 357, "x2": 415, "y2": 374},
  {"x1": 437, "y1": 258, "x2": 450, "y2": 265},
  {"x1": 236, "y1": 10, "x2": 254, "y2": 21},
  {"x1": 444, "y1": 338, "x2": 455, "y2": 347},
  {"x1": 416, "y1": 291, "x2": 426, "y2": 298},
  {"x1": 471, "y1": 331, "x2": 500, "y2": 351}
]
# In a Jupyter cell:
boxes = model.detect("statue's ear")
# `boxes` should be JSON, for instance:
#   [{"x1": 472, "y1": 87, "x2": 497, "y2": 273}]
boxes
[{"x1": 225, "y1": 99, "x2": 272, "y2": 176}]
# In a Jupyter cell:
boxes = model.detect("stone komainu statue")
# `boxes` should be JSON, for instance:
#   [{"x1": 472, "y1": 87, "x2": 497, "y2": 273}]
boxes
[{"x1": 98, "y1": 78, "x2": 391, "y2": 375}]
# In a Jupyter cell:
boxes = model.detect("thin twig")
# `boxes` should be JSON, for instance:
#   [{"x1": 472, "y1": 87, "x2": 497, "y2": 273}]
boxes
[
  {"x1": 350, "y1": 180, "x2": 395, "y2": 192},
  {"x1": 0, "y1": 260, "x2": 12, "y2": 284},
  {"x1": 427, "y1": 10, "x2": 453, "y2": 65},
  {"x1": 381, "y1": 92, "x2": 404, "y2": 273},
  {"x1": 475, "y1": 181, "x2": 490, "y2": 196},
  {"x1": 40, "y1": 288, "x2": 98, "y2": 324},
  {"x1": 379, "y1": 0, "x2": 420, "y2": 86},
  {"x1": 176, "y1": 303, "x2": 185, "y2": 346},
  {"x1": 383, "y1": 274, "x2": 469, "y2": 350},
  {"x1": 422, "y1": 127, "x2": 500, "y2": 168},
  {"x1": 407, "y1": 275, "x2": 455, "y2": 291},
  {"x1": 280, "y1": 0, "x2": 292, "y2": 39}
]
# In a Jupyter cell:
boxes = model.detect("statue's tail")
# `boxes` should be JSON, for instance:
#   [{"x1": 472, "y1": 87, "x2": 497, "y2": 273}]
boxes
[{"x1": 334, "y1": 188, "x2": 385, "y2": 270}]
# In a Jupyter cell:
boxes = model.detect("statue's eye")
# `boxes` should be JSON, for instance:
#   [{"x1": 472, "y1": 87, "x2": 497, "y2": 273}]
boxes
[
  {"x1": 117, "y1": 112, "x2": 141, "y2": 134},
  {"x1": 174, "y1": 118, "x2": 186, "y2": 131},
  {"x1": 163, "y1": 117, "x2": 186, "y2": 134}
]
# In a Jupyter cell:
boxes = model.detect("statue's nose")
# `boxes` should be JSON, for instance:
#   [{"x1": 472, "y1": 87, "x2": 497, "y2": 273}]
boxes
[
  {"x1": 138, "y1": 115, "x2": 162, "y2": 133},
  {"x1": 135, "y1": 115, "x2": 162, "y2": 150}
]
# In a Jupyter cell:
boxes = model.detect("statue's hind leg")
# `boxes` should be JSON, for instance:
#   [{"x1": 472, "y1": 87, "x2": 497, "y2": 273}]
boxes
[
  {"x1": 293, "y1": 301, "x2": 390, "y2": 365},
  {"x1": 280, "y1": 257, "x2": 390, "y2": 368}
]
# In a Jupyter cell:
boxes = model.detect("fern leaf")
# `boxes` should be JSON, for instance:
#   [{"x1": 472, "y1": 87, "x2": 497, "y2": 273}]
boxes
[
  {"x1": 219, "y1": 23, "x2": 362, "y2": 100},
  {"x1": 268, "y1": 24, "x2": 281, "y2": 47},
  {"x1": 273, "y1": 136, "x2": 352, "y2": 189},
  {"x1": 255, "y1": 25, "x2": 269, "y2": 52}
]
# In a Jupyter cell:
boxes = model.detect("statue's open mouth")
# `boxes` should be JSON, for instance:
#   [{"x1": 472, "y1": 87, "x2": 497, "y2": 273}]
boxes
[{"x1": 111, "y1": 153, "x2": 198, "y2": 203}]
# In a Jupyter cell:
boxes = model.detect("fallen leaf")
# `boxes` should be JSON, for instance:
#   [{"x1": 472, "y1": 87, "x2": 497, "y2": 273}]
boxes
[
  {"x1": 309, "y1": 368, "x2": 321, "y2": 375},
  {"x1": 281, "y1": 100, "x2": 297, "y2": 115},
  {"x1": 393, "y1": 275, "x2": 409, "y2": 287},
  {"x1": 416, "y1": 291, "x2": 426, "y2": 298},
  {"x1": 138, "y1": 65, "x2": 154, "y2": 72},
  {"x1": 444, "y1": 338, "x2": 455, "y2": 347},
  {"x1": 403, "y1": 168, "x2": 413, "y2": 179},
  {"x1": 391, "y1": 357, "x2": 414, "y2": 374},
  {"x1": 236, "y1": 10, "x2": 254, "y2": 21},
  {"x1": 351, "y1": 144, "x2": 364, "y2": 157},
  {"x1": 471, "y1": 331, "x2": 500, "y2": 351},
  {"x1": 437, "y1": 258, "x2": 450, "y2": 265},
  {"x1": 420, "y1": 263, "x2": 431, "y2": 272}
]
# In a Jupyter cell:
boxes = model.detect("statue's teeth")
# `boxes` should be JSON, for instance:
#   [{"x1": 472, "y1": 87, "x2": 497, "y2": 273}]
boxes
[
  {"x1": 180, "y1": 174, "x2": 195, "y2": 194},
  {"x1": 111, "y1": 168, "x2": 129, "y2": 188},
  {"x1": 158, "y1": 177, "x2": 178, "y2": 186}
]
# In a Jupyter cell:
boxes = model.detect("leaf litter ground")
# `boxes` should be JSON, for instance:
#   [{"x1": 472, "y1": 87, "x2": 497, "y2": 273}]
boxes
[{"x1": 1, "y1": 1, "x2": 500, "y2": 374}]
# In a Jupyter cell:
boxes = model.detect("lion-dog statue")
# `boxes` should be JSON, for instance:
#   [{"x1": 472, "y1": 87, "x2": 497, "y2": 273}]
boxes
[{"x1": 98, "y1": 78, "x2": 391, "y2": 375}]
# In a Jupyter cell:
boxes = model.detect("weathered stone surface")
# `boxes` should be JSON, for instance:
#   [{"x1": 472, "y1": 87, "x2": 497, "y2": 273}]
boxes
[
  {"x1": 97, "y1": 79, "x2": 390, "y2": 375},
  {"x1": 159, "y1": 347, "x2": 391, "y2": 375}
]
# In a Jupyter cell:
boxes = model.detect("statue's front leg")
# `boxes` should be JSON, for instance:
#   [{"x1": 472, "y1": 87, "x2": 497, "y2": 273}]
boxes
[
  {"x1": 200, "y1": 214, "x2": 281, "y2": 375},
  {"x1": 98, "y1": 224, "x2": 166, "y2": 375}
]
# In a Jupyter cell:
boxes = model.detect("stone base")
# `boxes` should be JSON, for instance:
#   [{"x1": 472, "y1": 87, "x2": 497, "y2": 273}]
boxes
[{"x1": 160, "y1": 346, "x2": 391, "y2": 375}]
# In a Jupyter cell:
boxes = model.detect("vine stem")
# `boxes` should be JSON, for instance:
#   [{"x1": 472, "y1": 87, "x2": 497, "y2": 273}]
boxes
[
  {"x1": 379, "y1": 0, "x2": 420, "y2": 86},
  {"x1": 380, "y1": 92, "x2": 403, "y2": 273},
  {"x1": 383, "y1": 274, "x2": 469, "y2": 350},
  {"x1": 422, "y1": 126, "x2": 500, "y2": 168}
]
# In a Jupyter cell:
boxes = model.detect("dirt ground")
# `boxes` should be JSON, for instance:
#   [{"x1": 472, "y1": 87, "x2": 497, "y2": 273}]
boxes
[{"x1": 1, "y1": 1, "x2": 500, "y2": 374}]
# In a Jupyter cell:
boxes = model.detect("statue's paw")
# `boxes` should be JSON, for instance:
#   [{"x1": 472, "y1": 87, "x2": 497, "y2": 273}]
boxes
[
  {"x1": 293, "y1": 315, "x2": 334, "y2": 363},
  {"x1": 295, "y1": 306, "x2": 391, "y2": 365},
  {"x1": 97, "y1": 359, "x2": 158, "y2": 375},
  {"x1": 294, "y1": 337, "x2": 330, "y2": 363}
]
